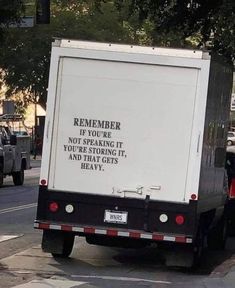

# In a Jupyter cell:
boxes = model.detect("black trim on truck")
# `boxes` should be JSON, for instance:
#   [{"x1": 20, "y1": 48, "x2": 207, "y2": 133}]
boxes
[{"x1": 36, "y1": 186, "x2": 198, "y2": 237}]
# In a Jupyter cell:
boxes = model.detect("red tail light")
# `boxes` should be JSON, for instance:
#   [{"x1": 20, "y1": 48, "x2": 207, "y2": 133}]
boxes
[
  {"x1": 49, "y1": 202, "x2": 59, "y2": 212},
  {"x1": 229, "y1": 178, "x2": 235, "y2": 199},
  {"x1": 175, "y1": 215, "x2": 185, "y2": 225},
  {"x1": 191, "y1": 193, "x2": 197, "y2": 200},
  {"x1": 40, "y1": 179, "x2": 47, "y2": 186}
]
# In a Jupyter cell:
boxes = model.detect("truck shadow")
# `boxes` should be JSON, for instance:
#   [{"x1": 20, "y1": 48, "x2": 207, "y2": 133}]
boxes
[
  {"x1": 112, "y1": 244, "x2": 235, "y2": 275},
  {"x1": 50, "y1": 237, "x2": 235, "y2": 278},
  {"x1": 192, "y1": 236, "x2": 235, "y2": 275}
]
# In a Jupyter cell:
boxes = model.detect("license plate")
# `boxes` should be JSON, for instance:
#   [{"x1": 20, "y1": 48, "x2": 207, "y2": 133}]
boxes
[{"x1": 104, "y1": 210, "x2": 128, "y2": 224}]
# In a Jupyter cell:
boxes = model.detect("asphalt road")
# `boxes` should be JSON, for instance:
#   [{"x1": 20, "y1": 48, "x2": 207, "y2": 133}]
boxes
[
  {"x1": 1, "y1": 164, "x2": 235, "y2": 288},
  {"x1": 0, "y1": 166, "x2": 41, "y2": 260}
]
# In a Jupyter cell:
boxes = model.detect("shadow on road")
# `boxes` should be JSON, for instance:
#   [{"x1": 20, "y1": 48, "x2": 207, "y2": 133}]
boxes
[{"x1": 48, "y1": 236, "x2": 235, "y2": 280}]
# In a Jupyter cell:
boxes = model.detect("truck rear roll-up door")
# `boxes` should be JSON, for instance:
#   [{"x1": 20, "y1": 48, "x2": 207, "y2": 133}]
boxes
[{"x1": 48, "y1": 57, "x2": 199, "y2": 203}]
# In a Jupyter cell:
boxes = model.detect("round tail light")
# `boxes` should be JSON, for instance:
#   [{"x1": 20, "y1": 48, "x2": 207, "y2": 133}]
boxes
[
  {"x1": 175, "y1": 215, "x2": 185, "y2": 225},
  {"x1": 40, "y1": 179, "x2": 47, "y2": 186},
  {"x1": 49, "y1": 202, "x2": 59, "y2": 212}
]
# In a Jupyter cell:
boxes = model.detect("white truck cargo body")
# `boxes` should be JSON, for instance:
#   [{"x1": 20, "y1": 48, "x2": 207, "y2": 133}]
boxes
[
  {"x1": 41, "y1": 40, "x2": 210, "y2": 203},
  {"x1": 35, "y1": 39, "x2": 233, "y2": 267}
]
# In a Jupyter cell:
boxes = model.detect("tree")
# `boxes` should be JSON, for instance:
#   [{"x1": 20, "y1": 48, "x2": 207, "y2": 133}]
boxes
[
  {"x1": 118, "y1": 0, "x2": 235, "y2": 61},
  {"x1": 0, "y1": 1, "x2": 134, "y2": 110},
  {"x1": 0, "y1": 0, "x2": 25, "y2": 104},
  {"x1": 0, "y1": 0, "x2": 24, "y2": 43},
  {"x1": 0, "y1": 25, "x2": 51, "y2": 109},
  {"x1": 212, "y1": 0, "x2": 235, "y2": 61}
]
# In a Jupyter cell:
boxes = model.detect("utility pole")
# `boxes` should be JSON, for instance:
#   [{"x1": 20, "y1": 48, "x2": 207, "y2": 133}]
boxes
[{"x1": 34, "y1": 92, "x2": 38, "y2": 159}]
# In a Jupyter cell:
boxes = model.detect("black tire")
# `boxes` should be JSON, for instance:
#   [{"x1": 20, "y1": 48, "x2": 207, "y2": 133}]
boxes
[
  {"x1": 12, "y1": 167, "x2": 24, "y2": 186},
  {"x1": 42, "y1": 230, "x2": 75, "y2": 258},
  {"x1": 52, "y1": 234, "x2": 75, "y2": 258},
  {"x1": 207, "y1": 217, "x2": 227, "y2": 250}
]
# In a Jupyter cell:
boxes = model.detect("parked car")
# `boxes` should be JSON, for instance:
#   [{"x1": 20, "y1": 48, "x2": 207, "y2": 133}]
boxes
[{"x1": 227, "y1": 131, "x2": 235, "y2": 146}]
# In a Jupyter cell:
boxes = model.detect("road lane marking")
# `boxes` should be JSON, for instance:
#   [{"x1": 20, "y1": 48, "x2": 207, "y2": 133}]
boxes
[
  {"x1": 71, "y1": 275, "x2": 172, "y2": 284},
  {"x1": 0, "y1": 203, "x2": 37, "y2": 215},
  {"x1": 0, "y1": 235, "x2": 23, "y2": 243},
  {"x1": 11, "y1": 279, "x2": 86, "y2": 288}
]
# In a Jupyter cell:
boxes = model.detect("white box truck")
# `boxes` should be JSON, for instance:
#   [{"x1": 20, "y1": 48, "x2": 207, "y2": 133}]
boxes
[{"x1": 35, "y1": 39, "x2": 233, "y2": 267}]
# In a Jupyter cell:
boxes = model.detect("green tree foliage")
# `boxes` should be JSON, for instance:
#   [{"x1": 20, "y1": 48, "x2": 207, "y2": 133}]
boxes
[
  {"x1": 119, "y1": 0, "x2": 235, "y2": 60},
  {"x1": 0, "y1": 0, "x2": 25, "y2": 97},
  {"x1": 0, "y1": 25, "x2": 51, "y2": 109},
  {"x1": 0, "y1": 1, "x2": 134, "y2": 109},
  {"x1": 1, "y1": 0, "x2": 234, "y2": 112},
  {"x1": 0, "y1": 0, "x2": 24, "y2": 42},
  {"x1": 212, "y1": 0, "x2": 235, "y2": 61}
]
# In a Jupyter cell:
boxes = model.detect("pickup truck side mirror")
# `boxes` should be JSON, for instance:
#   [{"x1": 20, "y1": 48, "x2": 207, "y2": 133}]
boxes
[{"x1": 10, "y1": 135, "x2": 17, "y2": 146}]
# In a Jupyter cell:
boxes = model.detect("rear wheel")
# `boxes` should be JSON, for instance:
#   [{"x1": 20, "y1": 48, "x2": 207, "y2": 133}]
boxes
[
  {"x1": 164, "y1": 245, "x2": 195, "y2": 268},
  {"x1": 42, "y1": 230, "x2": 75, "y2": 258},
  {"x1": 52, "y1": 234, "x2": 74, "y2": 258},
  {"x1": 12, "y1": 166, "x2": 24, "y2": 186}
]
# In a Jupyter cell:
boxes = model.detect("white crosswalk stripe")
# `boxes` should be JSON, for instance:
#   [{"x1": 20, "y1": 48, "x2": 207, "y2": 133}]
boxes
[
  {"x1": 11, "y1": 279, "x2": 86, "y2": 288},
  {"x1": 0, "y1": 235, "x2": 22, "y2": 243}
]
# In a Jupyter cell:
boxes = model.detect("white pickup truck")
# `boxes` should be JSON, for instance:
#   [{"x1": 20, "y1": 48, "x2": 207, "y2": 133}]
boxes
[{"x1": 0, "y1": 114, "x2": 31, "y2": 186}]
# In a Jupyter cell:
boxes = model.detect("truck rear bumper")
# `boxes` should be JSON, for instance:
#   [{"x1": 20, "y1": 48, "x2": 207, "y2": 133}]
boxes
[
  {"x1": 35, "y1": 186, "x2": 197, "y2": 244},
  {"x1": 34, "y1": 220, "x2": 193, "y2": 244}
]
